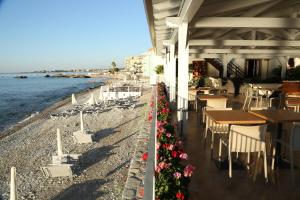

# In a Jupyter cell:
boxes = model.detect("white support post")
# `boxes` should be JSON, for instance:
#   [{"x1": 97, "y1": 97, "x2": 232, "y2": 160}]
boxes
[
  {"x1": 10, "y1": 167, "x2": 17, "y2": 200},
  {"x1": 177, "y1": 21, "x2": 189, "y2": 136},
  {"x1": 278, "y1": 56, "x2": 288, "y2": 79},
  {"x1": 169, "y1": 44, "x2": 176, "y2": 102},
  {"x1": 80, "y1": 111, "x2": 84, "y2": 132},
  {"x1": 221, "y1": 55, "x2": 230, "y2": 78}
]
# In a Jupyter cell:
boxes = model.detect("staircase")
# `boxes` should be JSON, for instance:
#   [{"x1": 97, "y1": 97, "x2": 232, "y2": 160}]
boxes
[
  {"x1": 205, "y1": 58, "x2": 244, "y2": 78},
  {"x1": 205, "y1": 58, "x2": 223, "y2": 77}
]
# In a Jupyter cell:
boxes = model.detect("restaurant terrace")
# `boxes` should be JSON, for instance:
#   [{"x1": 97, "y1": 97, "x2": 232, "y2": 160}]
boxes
[{"x1": 144, "y1": 0, "x2": 300, "y2": 199}]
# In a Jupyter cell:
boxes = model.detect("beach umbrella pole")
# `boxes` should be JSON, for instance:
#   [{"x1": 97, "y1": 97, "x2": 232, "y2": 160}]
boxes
[
  {"x1": 80, "y1": 111, "x2": 84, "y2": 132},
  {"x1": 10, "y1": 167, "x2": 17, "y2": 200},
  {"x1": 56, "y1": 128, "x2": 63, "y2": 157}
]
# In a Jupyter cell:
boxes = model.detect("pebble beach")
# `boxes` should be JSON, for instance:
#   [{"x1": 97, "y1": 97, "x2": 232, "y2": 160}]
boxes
[{"x1": 0, "y1": 79, "x2": 151, "y2": 200}]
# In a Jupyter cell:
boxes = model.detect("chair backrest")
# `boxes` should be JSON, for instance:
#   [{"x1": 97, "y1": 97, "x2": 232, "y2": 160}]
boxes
[
  {"x1": 206, "y1": 99, "x2": 227, "y2": 108},
  {"x1": 291, "y1": 122, "x2": 300, "y2": 150},
  {"x1": 229, "y1": 125, "x2": 267, "y2": 153}
]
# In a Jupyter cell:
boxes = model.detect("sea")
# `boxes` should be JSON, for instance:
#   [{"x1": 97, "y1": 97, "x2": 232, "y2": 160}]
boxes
[{"x1": 0, "y1": 73, "x2": 105, "y2": 132}]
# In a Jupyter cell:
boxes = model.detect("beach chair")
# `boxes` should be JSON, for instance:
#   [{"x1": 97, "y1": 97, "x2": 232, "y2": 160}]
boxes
[
  {"x1": 73, "y1": 131, "x2": 93, "y2": 144},
  {"x1": 219, "y1": 124, "x2": 268, "y2": 182},
  {"x1": 41, "y1": 164, "x2": 74, "y2": 178}
]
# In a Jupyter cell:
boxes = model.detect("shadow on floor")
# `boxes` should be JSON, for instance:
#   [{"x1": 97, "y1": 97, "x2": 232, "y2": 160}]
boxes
[
  {"x1": 106, "y1": 159, "x2": 131, "y2": 177},
  {"x1": 51, "y1": 179, "x2": 109, "y2": 200}
]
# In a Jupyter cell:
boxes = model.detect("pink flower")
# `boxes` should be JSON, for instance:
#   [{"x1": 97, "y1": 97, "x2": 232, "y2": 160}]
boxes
[
  {"x1": 173, "y1": 172, "x2": 182, "y2": 179},
  {"x1": 156, "y1": 142, "x2": 161, "y2": 150},
  {"x1": 155, "y1": 165, "x2": 161, "y2": 173},
  {"x1": 167, "y1": 144, "x2": 174, "y2": 150},
  {"x1": 183, "y1": 164, "x2": 195, "y2": 177},
  {"x1": 179, "y1": 153, "x2": 188, "y2": 160},
  {"x1": 166, "y1": 133, "x2": 171, "y2": 138}
]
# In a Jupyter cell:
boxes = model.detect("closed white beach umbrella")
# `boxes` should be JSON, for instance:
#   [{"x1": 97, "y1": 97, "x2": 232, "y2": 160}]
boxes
[
  {"x1": 10, "y1": 167, "x2": 17, "y2": 200},
  {"x1": 56, "y1": 128, "x2": 63, "y2": 157},
  {"x1": 80, "y1": 111, "x2": 84, "y2": 132},
  {"x1": 87, "y1": 93, "x2": 98, "y2": 105},
  {"x1": 71, "y1": 93, "x2": 77, "y2": 105}
]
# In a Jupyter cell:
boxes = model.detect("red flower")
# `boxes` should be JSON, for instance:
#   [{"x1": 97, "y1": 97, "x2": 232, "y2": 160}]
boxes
[
  {"x1": 176, "y1": 192, "x2": 185, "y2": 200},
  {"x1": 141, "y1": 152, "x2": 148, "y2": 161},
  {"x1": 171, "y1": 150, "x2": 178, "y2": 158}
]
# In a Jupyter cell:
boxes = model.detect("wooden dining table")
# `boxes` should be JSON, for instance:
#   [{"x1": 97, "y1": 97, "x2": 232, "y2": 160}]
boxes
[
  {"x1": 249, "y1": 109, "x2": 300, "y2": 168},
  {"x1": 198, "y1": 94, "x2": 228, "y2": 101},
  {"x1": 204, "y1": 110, "x2": 266, "y2": 169},
  {"x1": 204, "y1": 110, "x2": 266, "y2": 125}
]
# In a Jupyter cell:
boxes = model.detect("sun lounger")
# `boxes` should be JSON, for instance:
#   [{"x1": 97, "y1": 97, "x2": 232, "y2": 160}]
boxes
[
  {"x1": 41, "y1": 164, "x2": 73, "y2": 178},
  {"x1": 73, "y1": 130, "x2": 93, "y2": 143}
]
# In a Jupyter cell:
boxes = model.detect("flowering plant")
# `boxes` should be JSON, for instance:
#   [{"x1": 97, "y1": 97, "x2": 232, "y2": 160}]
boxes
[{"x1": 155, "y1": 83, "x2": 195, "y2": 200}]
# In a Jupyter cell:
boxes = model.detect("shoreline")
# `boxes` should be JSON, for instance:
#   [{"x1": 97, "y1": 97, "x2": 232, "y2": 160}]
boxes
[
  {"x1": 0, "y1": 77, "x2": 150, "y2": 200},
  {"x1": 0, "y1": 76, "x2": 116, "y2": 140}
]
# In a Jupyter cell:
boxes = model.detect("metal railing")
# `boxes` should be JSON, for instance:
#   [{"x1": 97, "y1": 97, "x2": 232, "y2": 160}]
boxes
[{"x1": 143, "y1": 86, "x2": 157, "y2": 200}]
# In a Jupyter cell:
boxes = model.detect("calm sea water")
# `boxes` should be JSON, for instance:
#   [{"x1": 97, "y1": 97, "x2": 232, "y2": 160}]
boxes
[{"x1": 0, "y1": 73, "x2": 104, "y2": 132}]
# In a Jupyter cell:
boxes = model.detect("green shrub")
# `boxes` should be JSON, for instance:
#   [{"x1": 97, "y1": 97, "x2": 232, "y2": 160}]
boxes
[{"x1": 155, "y1": 65, "x2": 164, "y2": 74}]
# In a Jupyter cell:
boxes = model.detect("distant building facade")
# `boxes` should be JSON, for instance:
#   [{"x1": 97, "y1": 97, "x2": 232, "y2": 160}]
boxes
[{"x1": 125, "y1": 48, "x2": 163, "y2": 78}]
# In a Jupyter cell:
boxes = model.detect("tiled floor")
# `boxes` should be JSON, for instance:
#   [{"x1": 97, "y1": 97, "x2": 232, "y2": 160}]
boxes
[{"x1": 183, "y1": 95, "x2": 300, "y2": 200}]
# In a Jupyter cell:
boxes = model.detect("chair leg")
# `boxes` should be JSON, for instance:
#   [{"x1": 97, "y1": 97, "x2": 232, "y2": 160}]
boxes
[
  {"x1": 271, "y1": 145, "x2": 276, "y2": 170},
  {"x1": 247, "y1": 152, "x2": 250, "y2": 170},
  {"x1": 242, "y1": 97, "x2": 248, "y2": 110},
  {"x1": 255, "y1": 98, "x2": 259, "y2": 107},
  {"x1": 229, "y1": 152, "x2": 232, "y2": 178},
  {"x1": 263, "y1": 147, "x2": 268, "y2": 183},
  {"x1": 218, "y1": 140, "x2": 222, "y2": 162},
  {"x1": 248, "y1": 97, "x2": 252, "y2": 109},
  {"x1": 211, "y1": 132, "x2": 214, "y2": 151}
]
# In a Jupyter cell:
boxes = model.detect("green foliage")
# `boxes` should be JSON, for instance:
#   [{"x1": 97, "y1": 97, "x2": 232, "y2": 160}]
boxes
[
  {"x1": 155, "y1": 65, "x2": 164, "y2": 74},
  {"x1": 271, "y1": 65, "x2": 282, "y2": 78},
  {"x1": 286, "y1": 66, "x2": 300, "y2": 80}
]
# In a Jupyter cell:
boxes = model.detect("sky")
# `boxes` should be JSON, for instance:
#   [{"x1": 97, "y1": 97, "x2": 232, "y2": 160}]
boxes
[{"x1": 0, "y1": 0, "x2": 151, "y2": 73}]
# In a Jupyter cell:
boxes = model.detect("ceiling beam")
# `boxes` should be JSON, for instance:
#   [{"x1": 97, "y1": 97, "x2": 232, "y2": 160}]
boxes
[
  {"x1": 153, "y1": 0, "x2": 181, "y2": 11},
  {"x1": 169, "y1": 0, "x2": 205, "y2": 43},
  {"x1": 192, "y1": 17, "x2": 300, "y2": 29},
  {"x1": 189, "y1": 48, "x2": 300, "y2": 54},
  {"x1": 153, "y1": 8, "x2": 178, "y2": 19},
  {"x1": 190, "y1": 53, "x2": 298, "y2": 59},
  {"x1": 189, "y1": 39, "x2": 300, "y2": 47},
  {"x1": 196, "y1": 0, "x2": 274, "y2": 17}
]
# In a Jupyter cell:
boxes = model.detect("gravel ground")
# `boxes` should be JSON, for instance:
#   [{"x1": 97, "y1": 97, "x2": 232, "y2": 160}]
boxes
[{"x1": 0, "y1": 80, "x2": 151, "y2": 200}]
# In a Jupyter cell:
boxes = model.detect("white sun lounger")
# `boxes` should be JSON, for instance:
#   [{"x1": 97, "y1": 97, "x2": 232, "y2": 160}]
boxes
[
  {"x1": 41, "y1": 164, "x2": 74, "y2": 178},
  {"x1": 73, "y1": 130, "x2": 93, "y2": 143}
]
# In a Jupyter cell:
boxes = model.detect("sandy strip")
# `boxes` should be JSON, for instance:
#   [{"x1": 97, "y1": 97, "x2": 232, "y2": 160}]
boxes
[{"x1": 0, "y1": 79, "x2": 151, "y2": 200}]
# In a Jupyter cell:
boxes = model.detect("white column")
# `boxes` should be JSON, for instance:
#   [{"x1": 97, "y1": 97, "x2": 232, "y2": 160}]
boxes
[
  {"x1": 221, "y1": 55, "x2": 231, "y2": 78},
  {"x1": 169, "y1": 44, "x2": 176, "y2": 102},
  {"x1": 56, "y1": 128, "x2": 63, "y2": 157},
  {"x1": 10, "y1": 167, "x2": 17, "y2": 200},
  {"x1": 177, "y1": 21, "x2": 189, "y2": 136},
  {"x1": 278, "y1": 56, "x2": 288, "y2": 79}
]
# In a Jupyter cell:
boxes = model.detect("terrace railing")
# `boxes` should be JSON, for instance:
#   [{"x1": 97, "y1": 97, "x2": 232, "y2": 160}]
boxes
[{"x1": 143, "y1": 86, "x2": 157, "y2": 200}]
